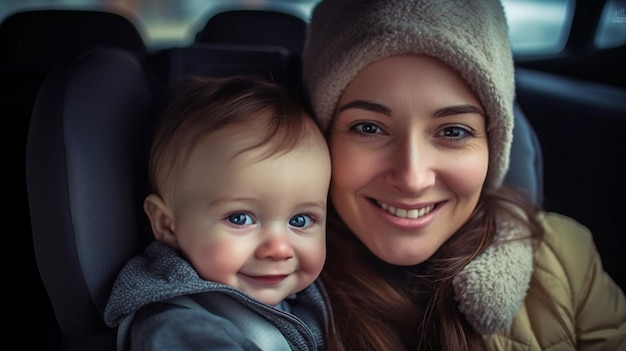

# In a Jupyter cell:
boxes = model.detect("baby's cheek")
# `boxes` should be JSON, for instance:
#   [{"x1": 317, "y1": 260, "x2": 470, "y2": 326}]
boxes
[
  {"x1": 189, "y1": 242, "x2": 244, "y2": 284},
  {"x1": 298, "y1": 240, "x2": 326, "y2": 279}
]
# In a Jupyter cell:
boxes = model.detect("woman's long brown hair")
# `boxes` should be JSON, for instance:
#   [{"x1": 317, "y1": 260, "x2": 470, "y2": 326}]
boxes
[{"x1": 322, "y1": 187, "x2": 544, "y2": 351}]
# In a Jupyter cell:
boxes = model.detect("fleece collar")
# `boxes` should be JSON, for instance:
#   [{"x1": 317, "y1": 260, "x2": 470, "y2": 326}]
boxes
[{"x1": 453, "y1": 209, "x2": 533, "y2": 333}]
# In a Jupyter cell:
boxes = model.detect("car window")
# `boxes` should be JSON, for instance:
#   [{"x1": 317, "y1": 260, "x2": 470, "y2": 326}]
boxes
[
  {"x1": 594, "y1": 0, "x2": 626, "y2": 48},
  {"x1": 502, "y1": 0, "x2": 574, "y2": 55}
]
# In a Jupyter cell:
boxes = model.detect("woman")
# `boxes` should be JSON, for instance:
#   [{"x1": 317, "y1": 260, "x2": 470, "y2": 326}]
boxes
[{"x1": 302, "y1": 0, "x2": 626, "y2": 350}]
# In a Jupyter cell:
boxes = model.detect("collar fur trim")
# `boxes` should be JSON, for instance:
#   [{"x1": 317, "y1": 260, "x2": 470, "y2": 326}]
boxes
[{"x1": 453, "y1": 211, "x2": 533, "y2": 333}]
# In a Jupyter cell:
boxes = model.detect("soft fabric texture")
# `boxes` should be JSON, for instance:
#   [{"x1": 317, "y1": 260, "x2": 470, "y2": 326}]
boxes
[
  {"x1": 452, "y1": 210, "x2": 534, "y2": 334},
  {"x1": 302, "y1": 0, "x2": 530, "y2": 334},
  {"x1": 104, "y1": 241, "x2": 328, "y2": 351},
  {"x1": 485, "y1": 212, "x2": 626, "y2": 349}
]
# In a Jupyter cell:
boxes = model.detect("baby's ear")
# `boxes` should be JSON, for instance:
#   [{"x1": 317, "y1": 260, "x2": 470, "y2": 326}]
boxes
[{"x1": 144, "y1": 194, "x2": 179, "y2": 250}]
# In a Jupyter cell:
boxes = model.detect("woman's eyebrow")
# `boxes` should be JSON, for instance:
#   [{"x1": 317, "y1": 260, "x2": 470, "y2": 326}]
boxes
[
  {"x1": 337, "y1": 99, "x2": 391, "y2": 116},
  {"x1": 434, "y1": 105, "x2": 485, "y2": 118},
  {"x1": 338, "y1": 101, "x2": 484, "y2": 119}
]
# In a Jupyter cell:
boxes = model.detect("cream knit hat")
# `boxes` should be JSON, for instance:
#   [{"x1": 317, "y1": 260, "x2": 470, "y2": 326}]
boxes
[{"x1": 303, "y1": 0, "x2": 515, "y2": 188}]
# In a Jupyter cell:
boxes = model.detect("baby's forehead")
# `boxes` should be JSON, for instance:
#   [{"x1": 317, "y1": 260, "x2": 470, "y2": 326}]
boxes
[
  {"x1": 206, "y1": 120, "x2": 323, "y2": 156},
  {"x1": 208, "y1": 109, "x2": 320, "y2": 138}
]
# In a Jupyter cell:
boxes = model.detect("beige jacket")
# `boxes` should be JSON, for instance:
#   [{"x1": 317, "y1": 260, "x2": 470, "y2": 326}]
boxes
[{"x1": 485, "y1": 212, "x2": 626, "y2": 350}]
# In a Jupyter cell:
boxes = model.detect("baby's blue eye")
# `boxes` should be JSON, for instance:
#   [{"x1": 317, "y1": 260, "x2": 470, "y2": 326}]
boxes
[
  {"x1": 227, "y1": 213, "x2": 254, "y2": 226},
  {"x1": 289, "y1": 214, "x2": 313, "y2": 228}
]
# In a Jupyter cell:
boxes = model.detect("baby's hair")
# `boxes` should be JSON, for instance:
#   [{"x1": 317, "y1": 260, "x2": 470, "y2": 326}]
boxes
[{"x1": 148, "y1": 75, "x2": 319, "y2": 198}]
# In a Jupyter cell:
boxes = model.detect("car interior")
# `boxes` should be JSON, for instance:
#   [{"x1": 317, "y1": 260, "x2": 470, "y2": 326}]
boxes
[{"x1": 5, "y1": 0, "x2": 623, "y2": 350}]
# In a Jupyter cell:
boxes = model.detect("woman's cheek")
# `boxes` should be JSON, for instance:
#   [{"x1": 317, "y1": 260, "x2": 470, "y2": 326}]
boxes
[{"x1": 330, "y1": 144, "x2": 377, "y2": 191}]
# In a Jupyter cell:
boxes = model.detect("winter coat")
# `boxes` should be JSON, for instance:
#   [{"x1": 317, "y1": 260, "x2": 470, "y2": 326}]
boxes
[
  {"x1": 485, "y1": 212, "x2": 626, "y2": 350},
  {"x1": 104, "y1": 241, "x2": 327, "y2": 351}
]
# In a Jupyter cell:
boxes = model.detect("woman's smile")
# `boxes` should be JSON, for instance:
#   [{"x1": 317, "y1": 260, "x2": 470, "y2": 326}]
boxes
[
  {"x1": 367, "y1": 197, "x2": 442, "y2": 231},
  {"x1": 375, "y1": 200, "x2": 436, "y2": 219}
]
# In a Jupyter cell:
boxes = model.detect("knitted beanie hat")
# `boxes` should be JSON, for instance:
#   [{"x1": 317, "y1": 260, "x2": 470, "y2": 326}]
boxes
[{"x1": 303, "y1": 0, "x2": 515, "y2": 188}]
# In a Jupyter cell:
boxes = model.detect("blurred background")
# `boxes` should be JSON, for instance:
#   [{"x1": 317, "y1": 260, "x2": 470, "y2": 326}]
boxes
[{"x1": 2, "y1": 0, "x2": 624, "y2": 54}]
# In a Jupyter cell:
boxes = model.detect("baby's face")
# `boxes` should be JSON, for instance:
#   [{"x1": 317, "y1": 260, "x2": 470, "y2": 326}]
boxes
[{"x1": 168, "y1": 123, "x2": 330, "y2": 306}]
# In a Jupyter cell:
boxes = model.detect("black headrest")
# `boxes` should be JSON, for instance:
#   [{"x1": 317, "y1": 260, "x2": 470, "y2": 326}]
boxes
[
  {"x1": 194, "y1": 10, "x2": 307, "y2": 55},
  {"x1": 146, "y1": 44, "x2": 291, "y2": 85},
  {"x1": 0, "y1": 9, "x2": 146, "y2": 76}
]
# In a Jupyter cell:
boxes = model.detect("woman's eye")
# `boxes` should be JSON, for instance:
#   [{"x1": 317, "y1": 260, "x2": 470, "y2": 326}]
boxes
[
  {"x1": 289, "y1": 214, "x2": 314, "y2": 228},
  {"x1": 227, "y1": 213, "x2": 254, "y2": 226},
  {"x1": 439, "y1": 125, "x2": 474, "y2": 140},
  {"x1": 351, "y1": 122, "x2": 383, "y2": 135}
]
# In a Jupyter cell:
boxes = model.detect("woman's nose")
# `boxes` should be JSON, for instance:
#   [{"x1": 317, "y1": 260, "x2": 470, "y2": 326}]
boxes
[
  {"x1": 255, "y1": 229, "x2": 295, "y2": 260},
  {"x1": 386, "y1": 136, "x2": 436, "y2": 195}
]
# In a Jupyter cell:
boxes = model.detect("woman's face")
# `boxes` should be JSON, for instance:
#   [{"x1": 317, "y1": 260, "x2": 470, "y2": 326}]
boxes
[{"x1": 328, "y1": 54, "x2": 489, "y2": 266}]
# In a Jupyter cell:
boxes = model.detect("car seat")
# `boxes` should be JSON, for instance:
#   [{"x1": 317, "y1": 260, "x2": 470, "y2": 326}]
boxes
[
  {"x1": 506, "y1": 102, "x2": 543, "y2": 206},
  {"x1": 27, "y1": 46, "x2": 543, "y2": 350},
  {"x1": 0, "y1": 10, "x2": 147, "y2": 350}
]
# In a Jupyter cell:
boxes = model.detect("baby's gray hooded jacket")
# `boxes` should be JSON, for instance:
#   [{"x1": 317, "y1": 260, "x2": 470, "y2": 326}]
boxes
[{"x1": 104, "y1": 241, "x2": 327, "y2": 351}]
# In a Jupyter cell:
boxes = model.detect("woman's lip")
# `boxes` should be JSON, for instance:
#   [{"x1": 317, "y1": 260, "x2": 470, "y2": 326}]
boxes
[{"x1": 372, "y1": 198, "x2": 439, "y2": 210}]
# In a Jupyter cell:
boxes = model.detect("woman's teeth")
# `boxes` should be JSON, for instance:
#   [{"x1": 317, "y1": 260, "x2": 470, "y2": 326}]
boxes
[{"x1": 377, "y1": 201, "x2": 435, "y2": 219}]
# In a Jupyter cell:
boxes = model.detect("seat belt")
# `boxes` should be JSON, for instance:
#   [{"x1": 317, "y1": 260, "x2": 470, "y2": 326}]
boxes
[{"x1": 174, "y1": 293, "x2": 292, "y2": 351}]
